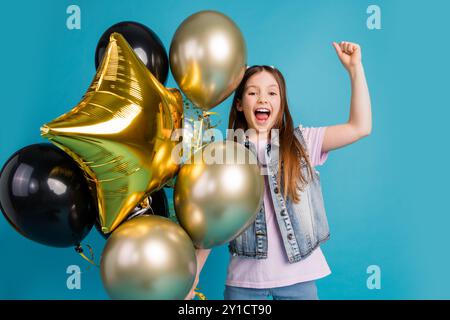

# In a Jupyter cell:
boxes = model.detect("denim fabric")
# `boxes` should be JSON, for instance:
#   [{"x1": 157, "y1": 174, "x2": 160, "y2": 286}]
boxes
[
  {"x1": 223, "y1": 280, "x2": 318, "y2": 300},
  {"x1": 228, "y1": 127, "x2": 330, "y2": 263}
]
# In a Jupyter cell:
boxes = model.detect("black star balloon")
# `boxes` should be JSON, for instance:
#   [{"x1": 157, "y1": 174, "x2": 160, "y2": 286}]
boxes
[{"x1": 41, "y1": 33, "x2": 183, "y2": 234}]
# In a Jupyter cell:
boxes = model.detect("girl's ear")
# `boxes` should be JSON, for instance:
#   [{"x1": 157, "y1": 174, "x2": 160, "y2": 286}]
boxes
[{"x1": 236, "y1": 100, "x2": 243, "y2": 112}]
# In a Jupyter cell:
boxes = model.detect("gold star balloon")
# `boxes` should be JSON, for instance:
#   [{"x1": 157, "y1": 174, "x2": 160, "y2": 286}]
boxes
[{"x1": 41, "y1": 33, "x2": 183, "y2": 234}]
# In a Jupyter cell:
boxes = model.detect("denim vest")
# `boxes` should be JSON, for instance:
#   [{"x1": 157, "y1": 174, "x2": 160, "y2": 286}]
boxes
[{"x1": 227, "y1": 127, "x2": 330, "y2": 263}]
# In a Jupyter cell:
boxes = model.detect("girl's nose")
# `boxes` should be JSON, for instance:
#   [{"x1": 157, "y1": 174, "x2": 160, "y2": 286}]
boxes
[{"x1": 258, "y1": 95, "x2": 268, "y2": 104}]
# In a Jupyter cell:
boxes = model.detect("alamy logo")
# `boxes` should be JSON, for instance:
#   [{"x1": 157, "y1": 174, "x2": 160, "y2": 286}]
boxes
[
  {"x1": 366, "y1": 265, "x2": 381, "y2": 290},
  {"x1": 170, "y1": 126, "x2": 280, "y2": 176},
  {"x1": 66, "y1": 5, "x2": 81, "y2": 30},
  {"x1": 66, "y1": 265, "x2": 81, "y2": 290},
  {"x1": 367, "y1": 5, "x2": 382, "y2": 30}
]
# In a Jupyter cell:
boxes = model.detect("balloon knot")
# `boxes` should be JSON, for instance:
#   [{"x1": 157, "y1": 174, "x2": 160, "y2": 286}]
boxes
[
  {"x1": 40, "y1": 125, "x2": 50, "y2": 136},
  {"x1": 75, "y1": 244, "x2": 83, "y2": 253}
]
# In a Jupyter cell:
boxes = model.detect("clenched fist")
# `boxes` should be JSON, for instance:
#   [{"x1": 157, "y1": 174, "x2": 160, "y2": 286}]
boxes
[{"x1": 332, "y1": 41, "x2": 362, "y2": 72}]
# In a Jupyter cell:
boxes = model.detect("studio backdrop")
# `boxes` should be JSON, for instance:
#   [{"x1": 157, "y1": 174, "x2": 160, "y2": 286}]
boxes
[{"x1": 0, "y1": 0, "x2": 449, "y2": 300}]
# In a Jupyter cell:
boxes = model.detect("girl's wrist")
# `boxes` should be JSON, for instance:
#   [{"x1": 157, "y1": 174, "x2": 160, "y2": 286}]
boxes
[{"x1": 348, "y1": 62, "x2": 364, "y2": 78}]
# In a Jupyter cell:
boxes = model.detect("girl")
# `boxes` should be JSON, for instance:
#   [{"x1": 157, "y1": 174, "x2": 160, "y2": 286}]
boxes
[{"x1": 185, "y1": 41, "x2": 372, "y2": 300}]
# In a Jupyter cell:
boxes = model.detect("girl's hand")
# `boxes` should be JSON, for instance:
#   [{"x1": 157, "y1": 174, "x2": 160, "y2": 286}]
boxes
[{"x1": 332, "y1": 41, "x2": 362, "y2": 72}]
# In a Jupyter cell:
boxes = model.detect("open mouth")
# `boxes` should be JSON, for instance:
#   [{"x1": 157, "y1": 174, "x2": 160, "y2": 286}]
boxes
[{"x1": 254, "y1": 108, "x2": 271, "y2": 123}]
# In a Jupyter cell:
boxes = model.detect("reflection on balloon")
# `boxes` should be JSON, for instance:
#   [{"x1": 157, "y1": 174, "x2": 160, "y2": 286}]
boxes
[
  {"x1": 41, "y1": 33, "x2": 183, "y2": 234},
  {"x1": 170, "y1": 10, "x2": 247, "y2": 111},
  {"x1": 174, "y1": 141, "x2": 264, "y2": 248},
  {"x1": 0, "y1": 144, "x2": 96, "y2": 247},
  {"x1": 100, "y1": 215, "x2": 197, "y2": 300}
]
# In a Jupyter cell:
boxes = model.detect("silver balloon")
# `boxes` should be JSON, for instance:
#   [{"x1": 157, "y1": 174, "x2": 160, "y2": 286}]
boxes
[
  {"x1": 174, "y1": 141, "x2": 264, "y2": 248},
  {"x1": 169, "y1": 10, "x2": 247, "y2": 111},
  {"x1": 100, "y1": 215, "x2": 197, "y2": 300}
]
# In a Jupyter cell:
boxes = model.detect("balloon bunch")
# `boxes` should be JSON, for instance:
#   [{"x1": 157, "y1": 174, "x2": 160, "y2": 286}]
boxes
[{"x1": 0, "y1": 11, "x2": 264, "y2": 300}]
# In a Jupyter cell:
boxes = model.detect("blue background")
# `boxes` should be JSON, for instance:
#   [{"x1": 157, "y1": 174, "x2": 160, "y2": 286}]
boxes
[{"x1": 1, "y1": 0, "x2": 449, "y2": 299}]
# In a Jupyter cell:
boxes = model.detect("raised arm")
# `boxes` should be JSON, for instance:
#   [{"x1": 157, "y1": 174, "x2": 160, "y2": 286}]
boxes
[{"x1": 322, "y1": 41, "x2": 372, "y2": 153}]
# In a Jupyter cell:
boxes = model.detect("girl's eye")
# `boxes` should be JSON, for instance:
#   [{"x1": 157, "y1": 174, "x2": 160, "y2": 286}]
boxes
[
  {"x1": 248, "y1": 92, "x2": 256, "y2": 96},
  {"x1": 269, "y1": 92, "x2": 277, "y2": 96}
]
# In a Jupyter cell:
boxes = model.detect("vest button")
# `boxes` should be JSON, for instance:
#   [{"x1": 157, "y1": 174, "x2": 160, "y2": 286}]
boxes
[
  {"x1": 287, "y1": 233, "x2": 294, "y2": 240},
  {"x1": 280, "y1": 209, "x2": 286, "y2": 216},
  {"x1": 274, "y1": 187, "x2": 279, "y2": 194}
]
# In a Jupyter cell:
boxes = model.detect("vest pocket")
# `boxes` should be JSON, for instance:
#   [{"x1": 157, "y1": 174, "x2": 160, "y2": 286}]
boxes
[
  {"x1": 229, "y1": 224, "x2": 247, "y2": 255},
  {"x1": 228, "y1": 218, "x2": 257, "y2": 256}
]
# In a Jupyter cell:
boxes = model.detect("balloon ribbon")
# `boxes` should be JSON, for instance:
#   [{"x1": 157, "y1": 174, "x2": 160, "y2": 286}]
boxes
[
  {"x1": 75, "y1": 243, "x2": 99, "y2": 268},
  {"x1": 195, "y1": 287, "x2": 207, "y2": 300}
]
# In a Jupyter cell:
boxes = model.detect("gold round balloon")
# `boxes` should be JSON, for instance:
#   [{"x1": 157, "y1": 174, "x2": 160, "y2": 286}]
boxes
[
  {"x1": 174, "y1": 141, "x2": 264, "y2": 249},
  {"x1": 41, "y1": 33, "x2": 183, "y2": 234},
  {"x1": 170, "y1": 10, "x2": 247, "y2": 111},
  {"x1": 100, "y1": 215, "x2": 197, "y2": 300}
]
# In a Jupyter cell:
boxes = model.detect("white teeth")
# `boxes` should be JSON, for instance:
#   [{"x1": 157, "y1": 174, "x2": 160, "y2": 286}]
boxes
[{"x1": 255, "y1": 108, "x2": 270, "y2": 113}]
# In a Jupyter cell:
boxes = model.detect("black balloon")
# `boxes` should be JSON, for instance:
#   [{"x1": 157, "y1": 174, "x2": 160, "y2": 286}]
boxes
[
  {"x1": 95, "y1": 21, "x2": 169, "y2": 84},
  {"x1": 0, "y1": 144, "x2": 96, "y2": 248},
  {"x1": 95, "y1": 188, "x2": 170, "y2": 239}
]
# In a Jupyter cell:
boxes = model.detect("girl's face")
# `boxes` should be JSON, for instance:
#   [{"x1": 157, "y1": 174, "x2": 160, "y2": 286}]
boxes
[{"x1": 237, "y1": 71, "x2": 281, "y2": 134}]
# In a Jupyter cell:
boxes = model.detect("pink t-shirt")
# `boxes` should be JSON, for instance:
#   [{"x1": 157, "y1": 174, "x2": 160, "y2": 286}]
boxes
[{"x1": 225, "y1": 125, "x2": 331, "y2": 288}]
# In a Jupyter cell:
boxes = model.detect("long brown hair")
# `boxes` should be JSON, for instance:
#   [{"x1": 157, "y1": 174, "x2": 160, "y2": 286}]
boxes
[{"x1": 228, "y1": 65, "x2": 314, "y2": 204}]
